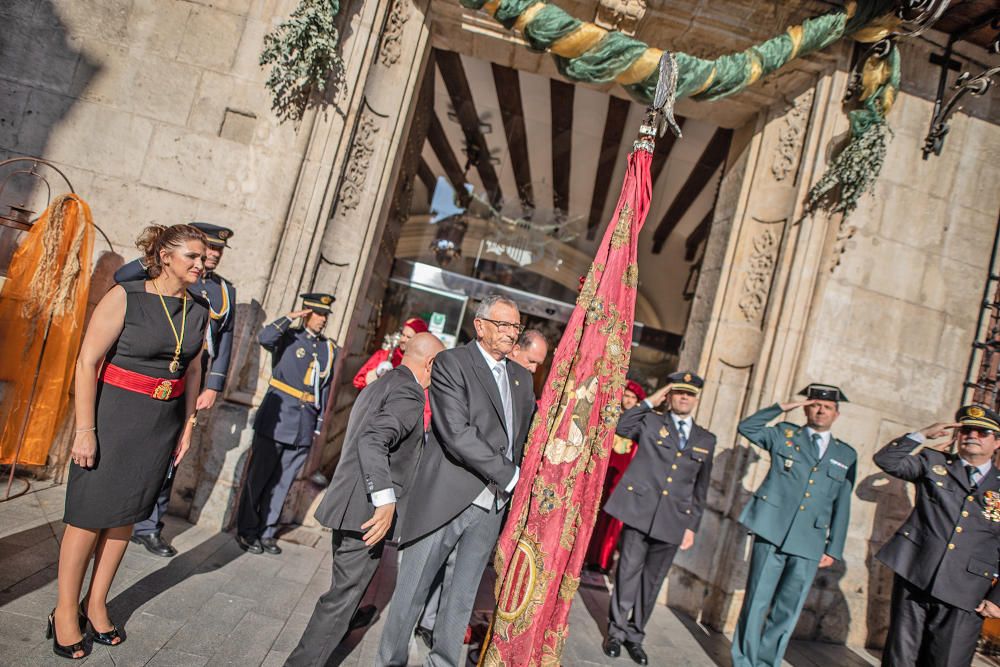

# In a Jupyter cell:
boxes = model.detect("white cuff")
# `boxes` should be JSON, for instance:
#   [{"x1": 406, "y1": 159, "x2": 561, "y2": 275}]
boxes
[
  {"x1": 906, "y1": 432, "x2": 926, "y2": 444},
  {"x1": 505, "y1": 467, "x2": 520, "y2": 493},
  {"x1": 642, "y1": 399, "x2": 654, "y2": 409},
  {"x1": 371, "y1": 488, "x2": 397, "y2": 506}
]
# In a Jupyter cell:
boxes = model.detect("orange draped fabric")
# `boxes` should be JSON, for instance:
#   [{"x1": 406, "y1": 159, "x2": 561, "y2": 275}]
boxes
[{"x1": 0, "y1": 195, "x2": 94, "y2": 466}]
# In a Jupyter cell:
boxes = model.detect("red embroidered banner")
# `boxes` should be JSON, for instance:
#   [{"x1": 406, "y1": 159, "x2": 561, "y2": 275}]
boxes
[{"x1": 480, "y1": 142, "x2": 654, "y2": 666}]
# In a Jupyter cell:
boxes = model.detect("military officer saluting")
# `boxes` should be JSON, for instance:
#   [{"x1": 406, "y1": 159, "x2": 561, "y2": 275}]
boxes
[
  {"x1": 602, "y1": 371, "x2": 717, "y2": 666},
  {"x1": 731, "y1": 384, "x2": 856, "y2": 667},
  {"x1": 236, "y1": 292, "x2": 337, "y2": 555},
  {"x1": 116, "y1": 222, "x2": 238, "y2": 558},
  {"x1": 875, "y1": 405, "x2": 1000, "y2": 667}
]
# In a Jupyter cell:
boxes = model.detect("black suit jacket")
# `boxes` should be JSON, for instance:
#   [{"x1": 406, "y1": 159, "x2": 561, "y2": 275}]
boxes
[
  {"x1": 604, "y1": 404, "x2": 717, "y2": 544},
  {"x1": 398, "y1": 340, "x2": 535, "y2": 544},
  {"x1": 875, "y1": 434, "x2": 1000, "y2": 612},
  {"x1": 313, "y1": 366, "x2": 425, "y2": 535}
]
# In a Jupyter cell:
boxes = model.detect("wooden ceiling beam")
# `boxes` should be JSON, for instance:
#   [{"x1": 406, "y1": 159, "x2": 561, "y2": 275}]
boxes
[
  {"x1": 586, "y1": 96, "x2": 631, "y2": 240},
  {"x1": 550, "y1": 78, "x2": 574, "y2": 214},
  {"x1": 435, "y1": 49, "x2": 503, "y2": 206},
  {"x1": 652, "y1": 127, "x2": 733, "y2": 254},
  {"x1": 491, "y1": 63, "x2": 533, "y2": 209}
]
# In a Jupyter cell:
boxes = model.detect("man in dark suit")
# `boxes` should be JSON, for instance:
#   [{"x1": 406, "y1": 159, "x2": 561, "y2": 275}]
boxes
[
  {"x1": 285, "y1": 333, "x2": 444, "y2": 667},
  {"x1": 602, "y1": 372, "x2": 717, "y2": 665},
  {"x1": 875, "y1": 404, "x2": 1000, "y2": 666},
  {"x1": 731, "y1": 384, "x2": 857, "y2": 667},
  {"x1": 376, "y1": 294, "x2": 536, "y2": 667},
  {"x1": 116, "y1": 222, "x2": 238, "y2": 558},
  {"x1": 236, "y1": 293, "x2": 337, "y2": 555}
]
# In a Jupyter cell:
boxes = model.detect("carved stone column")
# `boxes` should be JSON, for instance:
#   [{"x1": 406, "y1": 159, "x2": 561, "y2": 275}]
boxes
[
  {"x1": 184, "y1": 0, "x2": 432, "y2": 530},
  {"x1": 665, "y1": 67, "x2": 845, "y2": 632}
]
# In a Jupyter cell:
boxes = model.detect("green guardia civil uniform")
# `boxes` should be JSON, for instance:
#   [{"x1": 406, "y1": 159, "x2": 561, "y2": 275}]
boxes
[{"x1": 731, "y1": 387, "x2": 857, "y2": 667}]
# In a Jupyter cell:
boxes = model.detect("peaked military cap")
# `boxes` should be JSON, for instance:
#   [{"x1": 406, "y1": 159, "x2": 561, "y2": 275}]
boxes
[
  {"x1": 667, "y1": 371, "x2": 704, "y2": 395},
  {"x1": 799, "y1": 383, "x2": 848, "y2": 403},
  {"x1": 190, "y1": 222, "x2": 234, "y2": 247},
  {"x1": 301, "y1": 292, "x2": 336, "y2": 314},
  {"x1": 956, "y1": 404, "x2": 1000, "y2": 432}
]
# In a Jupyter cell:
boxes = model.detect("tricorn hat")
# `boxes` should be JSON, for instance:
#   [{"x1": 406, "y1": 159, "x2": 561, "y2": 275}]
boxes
[{"x1": 798, "y1": 383, "x2": 848, "y2": 403}]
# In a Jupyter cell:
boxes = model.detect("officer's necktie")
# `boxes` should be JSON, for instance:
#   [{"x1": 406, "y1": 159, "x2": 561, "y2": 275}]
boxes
[
  {"x1": 493, "y1": 364, "x2": 514, "y2": 458},
  {"x1": 677, "y1": 420, "x2": 688, "y2": 451},
  {"x1": 811, "y1": 433, "x2": 822, "y2": 459},
  {"x1": 966, "y1": 464, "x2": 980, "y2": 488}
]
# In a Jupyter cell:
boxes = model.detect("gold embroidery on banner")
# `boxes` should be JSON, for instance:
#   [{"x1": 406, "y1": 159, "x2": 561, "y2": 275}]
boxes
[
  {"x1": 610, "y1": 203, "x2": 632, "y2": 249},
  {"x1": 622, "y1": 262, "x2": 639, "y2": 289},
  {"x1": 540, "y1": 625, "x2": 570, "y2": 667},
  {"x1": 558, "y1": 573, "x2": 580, "y2": 601}
]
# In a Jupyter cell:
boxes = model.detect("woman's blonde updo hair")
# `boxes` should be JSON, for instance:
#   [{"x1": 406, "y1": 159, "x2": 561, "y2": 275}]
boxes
[{"x1": 135, "y1": 224, "x2": 207, "y2": 278}]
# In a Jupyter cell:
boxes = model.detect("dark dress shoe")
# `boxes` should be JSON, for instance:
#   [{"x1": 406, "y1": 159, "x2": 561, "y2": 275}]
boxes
[
  {"x1": 414, "y1": 625, "x2": 434, "y2": 649},
  {"x1": 236, "y1": 535, "x2": 263, "y2": 554},
  {"x1": 348, "y1": 604, "x2": 377, "y2": 631},
  {"x1": 260, "y1": 537, "x2": 282, "y2": 555},
  {"x1": 603, "y1": 636, "x2": 621, "y2": 658},
  {"x1": 130, "y1": 533, "x2": 177, "y2": 558},
  {"x1": 623, "y1": 640, "x2": 648, "y2": 665}
]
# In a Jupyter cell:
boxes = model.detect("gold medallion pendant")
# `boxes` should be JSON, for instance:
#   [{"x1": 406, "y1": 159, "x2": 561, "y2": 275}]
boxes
[{"x1": 152, "y1": 279, "x2": 188, "y2": 377}]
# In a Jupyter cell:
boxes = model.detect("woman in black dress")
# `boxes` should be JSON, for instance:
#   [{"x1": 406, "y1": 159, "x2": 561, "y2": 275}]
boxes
[{"x1": 50, "y1": 224, "x2": 209, "y2": 658}]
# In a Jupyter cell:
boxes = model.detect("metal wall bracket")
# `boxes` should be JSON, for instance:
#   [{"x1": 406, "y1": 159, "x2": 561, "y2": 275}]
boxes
[{"x1": 922, "y1": 13, "x2": 1000, "y2": 159}]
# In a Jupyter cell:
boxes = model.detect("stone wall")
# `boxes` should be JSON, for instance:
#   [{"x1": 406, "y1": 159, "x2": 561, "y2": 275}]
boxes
[{"x1": 672, "y1": 33, "x2": 1000, "y2": 648}]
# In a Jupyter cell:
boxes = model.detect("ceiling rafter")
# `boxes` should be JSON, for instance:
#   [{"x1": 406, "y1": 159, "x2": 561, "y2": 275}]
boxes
[
  {"x1": 652, "y1": 127, "x2": 733, "y2": 253},
  {"x1": 435, "y1": 49, "x2": 503, "y2": 206}
]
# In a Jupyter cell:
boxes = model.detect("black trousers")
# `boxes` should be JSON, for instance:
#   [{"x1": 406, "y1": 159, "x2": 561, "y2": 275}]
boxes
[
  {"x1": 236, "y1": 433, "x2": 308, "y2": 539},
  {"x1": 285, "y1": 530, "x2": 384, "y2": 666},
  {"x1": 882, "y1": 573, "x2": 983, "y2": 667},
  {"x1": 608, "y1": 525, "x2": 679, "y2": 644}
]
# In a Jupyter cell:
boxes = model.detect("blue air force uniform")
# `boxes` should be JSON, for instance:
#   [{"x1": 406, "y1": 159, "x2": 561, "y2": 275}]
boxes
[
  {"x1": 876, "y1": 405, "x2": 1000, "y2": 667},
  {"x1": 731, "y1": 384, "x2": 856, "y2": 667},
  {"x1": 236, "y1": 293, "x2": 337, "y2": 550},
  {"x1": 119, "y1": 223, "x2": 238, "y2": 547},
  {"x1": 604, "y1": 372, "x2": 717, "y2": 658}
]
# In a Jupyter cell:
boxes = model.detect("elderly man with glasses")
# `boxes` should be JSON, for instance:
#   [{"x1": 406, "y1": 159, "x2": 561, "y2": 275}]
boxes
[
  {"x1": 875, "y1": 404, "x2": 1000, "y2": 667},
  {"x1": 376, "y1": 295, "x2": 537, "y2": 667}
]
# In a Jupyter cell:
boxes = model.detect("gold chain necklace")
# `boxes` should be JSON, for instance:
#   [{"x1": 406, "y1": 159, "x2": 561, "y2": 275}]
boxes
[{"x1": 151, "y1": 279, "x2": 187, "y2": 374}]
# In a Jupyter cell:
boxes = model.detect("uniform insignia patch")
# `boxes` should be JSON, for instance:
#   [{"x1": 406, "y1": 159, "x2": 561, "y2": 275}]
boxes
[
  {"x1": 785, "y1": 429, "x2": 794, "y2": 438},
  {"x1": 692, "y1": 446, "x2": 709, "y2": 454},
  {"x1": 683, "y1": 373, "x2": 692, "y2": 382},
  {"x1": 296, "y1": 348, "x2": 306, "y2": 358},
  {"x1": 931, "y1": 464, "x2": 948, "y2": 476},
  {"x1": 984, "y1": 490, "x2": 1000, "y2": 523},
  {"x1": 783, "y1": 459, "x2": 794, "y2": 470},
  {"x1": 969, "y1": 406, "x2": 986, "y2": 418},
  {"x1": 830, "y1": 459, "x2": 849, "y2": 470},
  {"x1": 659, "y1": 426, "x2": 669, "y2": 438}
]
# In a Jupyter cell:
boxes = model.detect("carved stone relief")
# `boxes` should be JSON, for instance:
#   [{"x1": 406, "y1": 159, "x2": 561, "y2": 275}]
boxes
[
  {"x1": 827, "y1": 217, "x2": 857, "y2": 273},
  {"x1": 771, "y1": 89, "x2": 813, "y2": 182},
  {"x1": 594, "y1": 0, "x2": 646, "y2": 36},
  {"x1": 737, "y1": 224, "x2": 782, "y2": 322},
  {"x1": 379, "y1": 0, "x2": 412, "y2": 67},
  {"x1": 337, "y1": 107, "x2": 381, "y2": 213}
]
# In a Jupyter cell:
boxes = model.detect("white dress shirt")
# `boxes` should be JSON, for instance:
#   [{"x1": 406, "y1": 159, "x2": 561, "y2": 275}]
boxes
[
  {"x1": 806, "y1": 427, "x2": 832, "y2": 459},
  {"x1": 471, "y1": 342, "x2": 520, "y2": 510}
]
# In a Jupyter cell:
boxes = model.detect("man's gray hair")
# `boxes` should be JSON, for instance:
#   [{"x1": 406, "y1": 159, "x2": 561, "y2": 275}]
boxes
[
  {"x1": 517, "y1": 328, "x2": 547, "y2": 349},
  {"x1": 475, "y1": 294, "x2": 519, "y2": 319}
]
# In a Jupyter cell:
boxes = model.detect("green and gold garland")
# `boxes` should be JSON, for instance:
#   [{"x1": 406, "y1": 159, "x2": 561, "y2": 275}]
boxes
[{"x1": 262, "y1": 0, "x2": 903, "y2": 215}]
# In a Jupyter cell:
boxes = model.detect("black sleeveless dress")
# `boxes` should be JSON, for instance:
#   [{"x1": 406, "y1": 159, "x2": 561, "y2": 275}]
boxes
[{"x1": 64, "y1": 280, "x2": 208, "y2": 529}]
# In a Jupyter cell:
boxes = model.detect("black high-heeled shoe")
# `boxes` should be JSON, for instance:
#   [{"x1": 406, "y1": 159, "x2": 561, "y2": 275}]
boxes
[
  {"x1": 79, "y1": 602, "x2": 124, "y2": 646},
  {"x1": 46, "y1": 609, "x2": 87, "y2": 660}
]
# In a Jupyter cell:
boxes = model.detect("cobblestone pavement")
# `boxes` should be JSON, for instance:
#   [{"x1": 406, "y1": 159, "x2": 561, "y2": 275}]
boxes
[{"x1": 0, "y1": 482, "x2": 984, "y2": 666}]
